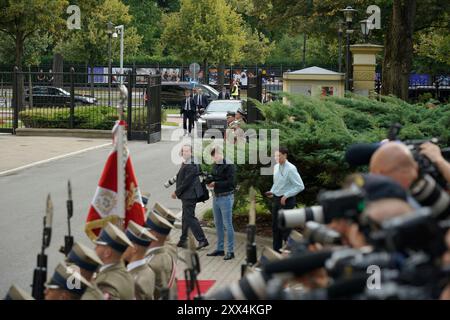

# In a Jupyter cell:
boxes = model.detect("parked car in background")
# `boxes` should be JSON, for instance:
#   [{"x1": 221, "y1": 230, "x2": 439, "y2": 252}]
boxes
[
  {"x1": 159, "y1": 82, "x2": 219, "y2": 108},
  {"x1": 25, "y1": 86, "x2": 97, "y2": 107},
  {"x1": 197, "y1": 99, "x2": 244, "y2": 137}
]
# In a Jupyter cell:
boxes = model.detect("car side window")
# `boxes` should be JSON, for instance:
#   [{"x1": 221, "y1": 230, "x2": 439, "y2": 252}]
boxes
[{"x1": 34, "y1": 87, "x2": 48, "y2": 95}]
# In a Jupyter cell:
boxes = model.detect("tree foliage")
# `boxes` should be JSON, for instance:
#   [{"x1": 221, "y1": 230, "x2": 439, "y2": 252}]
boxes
[
  {"x1": 55, "y1": 0, "x2": 142, "y2": 65},
  {"x1": 161, "y1": 0, "x2": 247, "y2": 65}
]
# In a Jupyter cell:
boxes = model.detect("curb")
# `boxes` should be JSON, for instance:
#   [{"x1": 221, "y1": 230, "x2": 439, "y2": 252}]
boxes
[{"x1": 15, "y1": 127, "x2": 179, "y2": 139}]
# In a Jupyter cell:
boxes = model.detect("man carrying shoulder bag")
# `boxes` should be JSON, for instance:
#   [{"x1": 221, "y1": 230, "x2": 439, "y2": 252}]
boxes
[{"x1": 171, "y1": 144, "x2": 209, "y2": 250}]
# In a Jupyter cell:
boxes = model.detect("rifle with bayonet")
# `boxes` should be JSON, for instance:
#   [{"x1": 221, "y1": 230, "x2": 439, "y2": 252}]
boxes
[
  {"x1": 241, "y1": 187, "x2": 257, "y2": 278},
  {"x1": 184, "y1": 229, "x2": 202, "y2": 300},
  {"x1": 59, "y1": 180, "x2": 74, "y2": 256},
  {"x1": 31, "y1": 194, "x2": 53, "y2": 300}
]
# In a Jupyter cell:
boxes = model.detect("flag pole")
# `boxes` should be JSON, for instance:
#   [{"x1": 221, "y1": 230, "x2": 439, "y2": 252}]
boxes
[{"x1": 117, "y1": 84, "x2": 128, "y2": 227}]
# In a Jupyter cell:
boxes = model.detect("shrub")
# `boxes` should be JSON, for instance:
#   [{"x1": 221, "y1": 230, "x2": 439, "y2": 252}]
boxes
[{"x1": 19, "y1": 106, "x2": 168, "y2": 130}]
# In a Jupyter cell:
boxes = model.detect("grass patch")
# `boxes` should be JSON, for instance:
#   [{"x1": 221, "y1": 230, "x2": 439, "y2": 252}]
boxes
[
  {"x1": 165, "y1": 108, "x2": 180, "y2": 115},
  {"x1": 162, "y1": 121, "x2": 179, "y2": 127}
]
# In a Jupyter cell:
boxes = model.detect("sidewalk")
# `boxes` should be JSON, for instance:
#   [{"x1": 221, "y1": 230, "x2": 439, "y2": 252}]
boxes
[
  {"x1": 172, "y1": 200, "x2": 272, "y2": 295},
  {"x1": 0, "y1": 134, "x2": 111, "y2": 174}
]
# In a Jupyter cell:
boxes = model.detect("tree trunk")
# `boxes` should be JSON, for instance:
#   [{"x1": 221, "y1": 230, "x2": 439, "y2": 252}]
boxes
[
  {"x1": 381, "y1": 0, "x2": 416, "y2": 100},
  {"x1": 52, "y1": 53, "x2": 64, "y2": 88},
  {"x1": 218, "y1": 61, "x2": 225, "y2": 89}
]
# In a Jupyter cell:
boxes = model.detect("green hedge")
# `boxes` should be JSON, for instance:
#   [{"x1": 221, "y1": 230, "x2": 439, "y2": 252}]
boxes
[
  {"x1": 229, "y1": 93, "x2": 450, "y2": 208},
  {"x1": 19, "y1": 106, "x2": 167, "y2": 130}
]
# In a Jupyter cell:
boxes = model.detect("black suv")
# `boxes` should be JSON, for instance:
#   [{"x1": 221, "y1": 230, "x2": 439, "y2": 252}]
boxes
[
  {"x1": 160, "y1": 82, "x2": 219, "y2": 108},
  {"x1": 25, "y1": 86, "x2": 97, "y2": 107}
]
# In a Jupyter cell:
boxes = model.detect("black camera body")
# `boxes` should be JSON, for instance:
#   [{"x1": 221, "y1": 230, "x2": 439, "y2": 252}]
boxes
[
  {"x1": 318, "y1": 187, "x2": 366, "y2": 224},
  {"x1": 200, "y1": 171, "x2": 216, "y2": 185}
]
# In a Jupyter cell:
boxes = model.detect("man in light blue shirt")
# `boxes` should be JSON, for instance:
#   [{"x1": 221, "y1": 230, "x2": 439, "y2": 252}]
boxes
[{"x1": 265, "y1": 147, "x2": 305, "y2": 252}]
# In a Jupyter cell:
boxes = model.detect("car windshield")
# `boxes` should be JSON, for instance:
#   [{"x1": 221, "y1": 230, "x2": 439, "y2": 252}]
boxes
[
  {"x1": 207, "y1": 101, "x2": 241, "y2": 113},
  {"x1": 201, "y1": 84, "x2": 219, "y2": 96}
]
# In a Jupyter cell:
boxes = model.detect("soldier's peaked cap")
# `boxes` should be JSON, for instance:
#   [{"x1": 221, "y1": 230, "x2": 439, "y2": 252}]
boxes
[
  {"x1": 152, "y1": 202, "x2": 180, "y2": 225},
  {"x1": 45, "y1": 263, "x2": 92, "y2": 296},
  {"x1": 126, "y1": 220, "x2": 157, "y2": 247},
  {"x1": 67, "y1": 242, "x2": 103, "y2": 272},
  {"x1": 4, "y1": 285, "x2": 34, "y2": 300},
  {"x1": 95, "y1": 222, "x2": 134, "y2": 253},
  {"x1": 145, "y1": 211, "x2": 173, "y2": 235}
]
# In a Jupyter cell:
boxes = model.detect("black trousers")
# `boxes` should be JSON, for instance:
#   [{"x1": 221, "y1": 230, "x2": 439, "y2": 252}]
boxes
[
  {"x1": 271, "y1": 196, "x2": 296, "y2": 252},
  {"x1": 180, "y1": 199, "x2": 207, "y2": 243},
  {"x1": 182, "y1": 111, "x2": 195, "y2": 133}
]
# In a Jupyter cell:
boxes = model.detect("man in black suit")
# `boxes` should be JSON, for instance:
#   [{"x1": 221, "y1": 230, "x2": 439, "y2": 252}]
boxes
[
  {"x1": 194, "y1": 88, "x2": 208, "y2": 110},
  {"x1": 218, "y1": 86, "x2": 230, "y2": 100},
  {"x1": 171, "y1": 144, "x2": 209, "y2": 249},
  {"x1": 180, "y1": 90, "x2": 196, "y2": 136}
]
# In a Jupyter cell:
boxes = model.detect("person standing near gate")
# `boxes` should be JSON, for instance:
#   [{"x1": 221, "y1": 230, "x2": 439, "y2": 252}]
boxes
[
  {"x1": 171, "y1": 144, "x2": 209, "y2": 250},
  {"x1": 230, "y1": 80, "x2": 240, "y2": 100},
  {"x1": 194, "y1": 88, "x2": 208, "y2": 110},
  {"x1": 265, "y1": 147, "x2": 305, "y2": 252},
  {"x1": 180, "y1": 90, "x2": 196, "y2": 136}
]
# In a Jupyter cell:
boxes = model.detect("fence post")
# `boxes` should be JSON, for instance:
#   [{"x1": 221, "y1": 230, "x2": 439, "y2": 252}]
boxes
[
  {"x1": 70, "y1": 67, "x2": 75, "y2": 129},
  {"x1": 12, "y1": 66, "x2": 19, "y2": 134},
  {"x1": 127, "y1": 70, "x2": 133, "y2": 141},
  {"x1": 147, "y1": 75, "x2": 151, "y2": 144}
]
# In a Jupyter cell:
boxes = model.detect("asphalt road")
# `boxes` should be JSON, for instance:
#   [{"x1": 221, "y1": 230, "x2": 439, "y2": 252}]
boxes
[{"x1": 0, "y1": 134, "x2": 187, "y2": 297}]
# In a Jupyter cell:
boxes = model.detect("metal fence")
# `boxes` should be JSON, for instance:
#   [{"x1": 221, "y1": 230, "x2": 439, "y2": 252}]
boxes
[{"x1": 0, "y1": 69, "x2": 161, "y2": 142}]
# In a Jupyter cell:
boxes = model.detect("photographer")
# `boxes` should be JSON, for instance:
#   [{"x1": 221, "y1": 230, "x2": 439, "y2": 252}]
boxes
[
  {"x1": 370, "y1": 142, "x2": 450, "y2": 219},
  {"x1": 206, "y1": 147, "x2": 236, "y2": 260},
  {"x1": 420, "y1": 142, "x2": 450, "y2": 185},
  {"x1": 171, "y1": 144, "x2": 209, "y2": 250}
]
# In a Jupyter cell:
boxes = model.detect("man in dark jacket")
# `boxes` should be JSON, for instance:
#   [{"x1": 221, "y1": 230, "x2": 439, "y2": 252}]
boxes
[
  {"x1": 218, "y1": 86, "x2": 230, "y2": 100},
  {"x1": 194, "y1": 88, "x2": 208, "y2": 110},
  {"x1": 206, "y1": 147, "x2": 236, "y2": 260},
  {"x1": 171, "y1": 144, "x2": 209, "y2": 249},
  {"x1": 180, "y1": 90, "x2": 196, "y2": 136}
]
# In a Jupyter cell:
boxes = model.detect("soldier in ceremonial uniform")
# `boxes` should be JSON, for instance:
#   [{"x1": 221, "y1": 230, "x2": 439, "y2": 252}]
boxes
[
  {"x1": 151, "y1": 202, "x2": 181, "y2": 261},
  {"x1": 145, "y1": 212, "x2": 177, "y2": 299},
  {"x1": 4, "y1": 285, "x2": 34, "y2": 300},
  {"x1": 65, "y1": 241, "x2": 105, "y2": 300},
  {"x1": 44, "y1": 263, "x2": 92, "y2": 300},
  {"x1": 123, "y1": 221, "x2": 158, "y2": 300},
  {"x1": 84, "y1": 222, "x2": 135, "y2": 300}
]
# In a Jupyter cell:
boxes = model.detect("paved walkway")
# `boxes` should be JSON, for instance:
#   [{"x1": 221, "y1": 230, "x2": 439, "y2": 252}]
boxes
[{"x1": 172, "y1": 201, "x2": 272, "y2": 295}]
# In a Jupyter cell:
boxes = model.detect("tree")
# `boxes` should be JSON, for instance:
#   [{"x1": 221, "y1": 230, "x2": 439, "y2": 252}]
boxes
[
  {"x1": 123, "y1": 0, "x2": 163, "y2": 56},
  {"x1": 246, "y1": 0, "x2": 450, "y2": 100},
  {"x1": 161, "y1": 0, "x2": 247, "y2": 86},
  {"x1": 0, "y1": 0, "x2": 67, "y2": 108},
  {"x1": 55, "y1": 0, "x2": 142, "y2": 67}
]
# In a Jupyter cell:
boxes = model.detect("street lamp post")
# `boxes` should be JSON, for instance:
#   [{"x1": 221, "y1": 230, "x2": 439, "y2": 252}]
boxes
[
  {"x1": 338, "y1": 20, "x2": 343, "y2": 73},
  {"x1": 360, "y1": 19, "x2": 370, "y2": 43},
  {"x1": 341, "y1": 6, "x2": 357, "y2": 92},
  {"x1": 106, "y1": 22, "x2": 114, "y2": 107},
  {"x1": 113, "y1": 25, "x2": 124, "y2": 85}
]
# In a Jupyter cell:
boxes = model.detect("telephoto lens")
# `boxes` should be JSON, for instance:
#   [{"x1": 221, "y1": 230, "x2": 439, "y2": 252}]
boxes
[
  {"x1": 164, "y1": 175, "x2": 177, "y2": 188},
  {"x1": 206, "y1": 270, "x2": 272, "y2": 300},
  {"x1": 410, "y1": 174, "x2": 450, "y2": 220},
  {"x1": 278, "y1": 206, "x2": 324, "y2": 229},
  {"x1": 303, "y1": 221, "x2": 342, "y2": 245}
]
